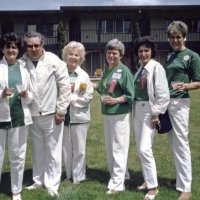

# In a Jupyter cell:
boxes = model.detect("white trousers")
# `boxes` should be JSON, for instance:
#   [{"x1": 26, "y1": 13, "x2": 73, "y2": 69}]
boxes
[
  {"x1": 133, "y1": 101, "x2": 158, "y2": 189},
  {"x1": 104, "y1": 113, "x2": 130, "y2": 191},
  {"x1": 168, "y1": 98, "x2": 192, "y2": 192},
  {"x1": 62, "y1": 123, "x2": 89, "y2": 183},
  {"x1": 0, "y1": 126, "x2": 28, "y2": 194},
  {"x1": 29, "y1": 114, "x2": 63, "y2": 191}
]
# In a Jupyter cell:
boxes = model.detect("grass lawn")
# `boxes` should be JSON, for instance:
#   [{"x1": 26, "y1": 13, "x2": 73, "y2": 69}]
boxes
[{"x1": 0, "y1": 90, "x2": 200, "y2": 200}]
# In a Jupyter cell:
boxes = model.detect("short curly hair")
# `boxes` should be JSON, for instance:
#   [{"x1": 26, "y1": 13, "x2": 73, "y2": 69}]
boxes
[
  {"x1": 62, "y1": 41, "x2": 86, "y2": 65},
  {"x1": 134, "y1": 36, "x2": 156, "y2": 58},
  {"x1": 105, "y1": 38, "x2": 125, "y2": 57},
  {"x1": 0, "y1": 32, "x2": 22, "y2": 58}
]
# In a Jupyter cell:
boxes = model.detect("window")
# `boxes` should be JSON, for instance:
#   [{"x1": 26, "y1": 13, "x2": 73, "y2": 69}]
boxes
[
  {"x1": 100, "y1": 20, "x2": 114, "y2": 33},
  {"x1": 197, "y1": 20, "x2": 200, "y2": 32},
  {"x1": 26, "y1": 24, "x2": 36, "y2": 32},
  {"x1": 116, "y1": 20, "x2": 131, "y2": 33},
  {"x1": 37, "y1": 24, "x2": 54, "y2": 36}
]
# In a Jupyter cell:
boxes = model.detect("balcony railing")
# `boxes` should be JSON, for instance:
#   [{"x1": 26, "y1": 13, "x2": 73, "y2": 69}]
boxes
[{"x1": 18, "y1": 29, "x2": 200, "y2": 45}]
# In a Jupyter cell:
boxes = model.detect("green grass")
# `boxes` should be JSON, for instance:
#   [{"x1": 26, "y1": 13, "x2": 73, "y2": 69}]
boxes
[{"x1": 1, "y1": 90, "x2": 200, "y2": 199}]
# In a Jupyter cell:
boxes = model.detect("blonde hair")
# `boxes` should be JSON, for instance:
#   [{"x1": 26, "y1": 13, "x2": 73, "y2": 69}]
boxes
[{"x1": 62, "y1": 41, "x2": 85, "y2": 65}]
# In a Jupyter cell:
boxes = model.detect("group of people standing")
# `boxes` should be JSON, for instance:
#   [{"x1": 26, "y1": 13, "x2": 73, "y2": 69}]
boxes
[
  {"x1": 0, "y1": 20, "x2": 199, "y2": 200},
  {"x1": 94, "y1": 20, "x2": 200, "y2": 200}
]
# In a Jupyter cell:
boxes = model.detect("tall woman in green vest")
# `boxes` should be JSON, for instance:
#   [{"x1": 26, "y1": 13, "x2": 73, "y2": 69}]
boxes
[
  {"x1": 164, "y1": 21, "x2": 200, "y2": 200},
  {"x1": 0, "y1": 33, "x2": 33, "y2": 200},
  {"x1": 133, "y1": 36, "x2": 169, "y2": 200}
]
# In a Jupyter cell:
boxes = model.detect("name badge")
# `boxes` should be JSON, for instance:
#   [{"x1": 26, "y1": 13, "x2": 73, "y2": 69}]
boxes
[
  {"x1": 112, "y1": 72, "x2": 121, "y2": 79},
  {"x1": 70, "y1": 77, "x2": 77, "y2": 84}
]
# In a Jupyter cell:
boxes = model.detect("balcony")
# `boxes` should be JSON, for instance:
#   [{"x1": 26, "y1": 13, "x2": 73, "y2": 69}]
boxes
[{"x1": 18, "y1": 29, "x2": 200, "y2": 48}]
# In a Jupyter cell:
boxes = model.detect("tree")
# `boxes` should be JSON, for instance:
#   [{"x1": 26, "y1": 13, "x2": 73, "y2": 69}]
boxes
[{"x1": 57, "y1": 20, "x2": 66, "y2": 58}]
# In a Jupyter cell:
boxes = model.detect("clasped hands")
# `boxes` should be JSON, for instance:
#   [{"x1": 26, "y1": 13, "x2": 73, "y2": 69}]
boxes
[
  {"x1": 2, "y1": 87, "x2": 28, "y2": 98},
  {"x1": 102, "y1": 95, "x2": 117, "y2": 105}
]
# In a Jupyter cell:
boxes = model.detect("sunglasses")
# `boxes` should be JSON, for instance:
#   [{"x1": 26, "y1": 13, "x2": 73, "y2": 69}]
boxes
[{"x1": 26, "y1": 44, "x2": 41, "y2": 49}]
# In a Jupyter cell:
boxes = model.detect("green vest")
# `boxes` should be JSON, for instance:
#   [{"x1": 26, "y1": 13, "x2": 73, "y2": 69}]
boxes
[
  {"x1": 134, "y1": 67, "x2": 149, "y2": 101},
  {"x1": 0, "y1": 63, "x2": 25, "y2": 129}
]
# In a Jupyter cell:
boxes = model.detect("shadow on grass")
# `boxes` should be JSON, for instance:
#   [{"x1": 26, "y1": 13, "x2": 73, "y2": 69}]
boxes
[
  {"x1": 85, "y1": 167, "x2": 176, "y2": 191},
  {"x1": 0, "y1": 167, "x2": 176, "y2": 197},
  {"x1": 0, "y1": 168, "x2": 33, "y2": 197}
]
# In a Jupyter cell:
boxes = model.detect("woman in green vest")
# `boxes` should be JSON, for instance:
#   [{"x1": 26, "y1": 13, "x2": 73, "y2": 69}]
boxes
[
  {"x1": 93, "y1": 38, "x2": 135, "y2": 194},
  {"x1": 164, "y1": 21, "x2": 200, "y2": 200},
  {"x1": 0, "y1": 33, "x2": 33, "y2": 200},
  {"x1": 133, "y1": 36, "x2": 169, "y2": 200}
]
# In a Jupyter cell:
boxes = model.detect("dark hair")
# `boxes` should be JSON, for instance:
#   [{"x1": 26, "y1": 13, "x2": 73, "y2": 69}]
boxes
[
  {"x1": 0, "y1": 32, "x2": 22, "y2": 59},
  {"x1": 134, "y1": 36, "x2": 156, "y2": 58}
]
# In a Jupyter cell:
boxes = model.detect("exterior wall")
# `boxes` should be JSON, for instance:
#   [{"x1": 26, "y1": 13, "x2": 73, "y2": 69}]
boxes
[
  {"x1": 1, "y1": 6, "x2": 200, "y2": 76},
  {"x1": 81, "y1": 19, "x2": 97, "y2": 43}
]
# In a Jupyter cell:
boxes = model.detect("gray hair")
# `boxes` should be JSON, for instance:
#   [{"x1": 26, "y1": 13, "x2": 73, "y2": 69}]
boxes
[
  {"x1": 105, "y1": 38, "x2": 125, "y2": 57},
  {"x1": 24, "y1": 31, "x2": 45, "y2": 46},
  {"x1": 62, "y1": 41, "x2": 85, "y2": 65},
  {"x1": 167, "y1": 21, "x2": 188, "y2": 38}
]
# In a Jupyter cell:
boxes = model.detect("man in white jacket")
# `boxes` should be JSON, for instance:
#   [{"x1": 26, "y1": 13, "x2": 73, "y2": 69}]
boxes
[{"x1": 22, "y1": 31, "x2": 70, "y2": 197}]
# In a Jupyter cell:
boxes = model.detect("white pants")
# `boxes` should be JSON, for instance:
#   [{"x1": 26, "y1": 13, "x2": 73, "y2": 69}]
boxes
[
  {"x1": 133, "y1": 101, "x2": 158, "y2": 189},
  {"x1": 0, "y1": 126, "x2": 28, "y2": 194},
  {"x1": 62, "y1": 123, "x2": 89, "y2": 183},
  {"x1": 104, "y1": 113, "x2": 130, "y2": 191},
  {"x1": 168, "y1": 98, "x2": 191, "y2": 192},
  {"x1": 29, "y1": 114, "x2": 63, "y2": 191}
]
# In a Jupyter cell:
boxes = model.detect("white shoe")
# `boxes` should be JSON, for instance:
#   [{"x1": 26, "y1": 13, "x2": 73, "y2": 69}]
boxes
[
  {"x1": 25, "y1": 183, "x2": 43, "y2": 190},
  {"x1": 144, "y1": 190, "x2": 159, "y2": 200},
  {"x1": 12, "y1": 193, "x2": 22, "y2": 200},
  {"x1": 106, "y1": 189, "x2": 119, "y2": 194},
  {"x1": 47, "y1": 189, "x2": 59, "y2": 197}
]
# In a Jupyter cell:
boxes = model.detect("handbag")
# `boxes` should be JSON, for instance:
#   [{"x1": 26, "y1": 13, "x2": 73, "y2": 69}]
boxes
[{"x1": 156, "y1": 110, "x2": 172, "y2": 134}]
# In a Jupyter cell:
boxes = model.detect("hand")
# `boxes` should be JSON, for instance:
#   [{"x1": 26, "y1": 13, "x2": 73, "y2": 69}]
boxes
[
  {"x1": 55, "y1": 113, "x2": 65, "y2": 125},
  {"x1": 2, "y1": 88, "x2": 13, "y2": 97},
  {"x1": 92, "y1": 82, "x2": 97, "y2": 89},
  {"x1": 151, "y1": 115, "x2": 159, "y2": 129},
  {"x1": 20, "y1": 91, "x2": 28, "y2": 98},
  {"x1": 176, "y1": 82, "x2": 188, "y2": 91},
  {"x1": 102, "y1": 96, "x2": 116, "y2": 105}
]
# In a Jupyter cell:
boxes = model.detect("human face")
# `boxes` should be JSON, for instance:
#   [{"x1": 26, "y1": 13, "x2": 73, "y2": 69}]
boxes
[
  {"x1": 106, "y1": 49, "x2": 121, "y2": 68},
  {"x1": 168, "y1": 33, "x2": 185, "y2": 52},
  {"x1": 66, "y1": 48, "x2": 81, "y2": 71},
  {"x1": 25, "y1": 37, "x2": 43, "y2": 60},
  {"x1": 2, "y1": 43, "x2": 19, "y2": 64},
  {"x1": 138, "y1": 45, "x2": 152, "y2": 65}
]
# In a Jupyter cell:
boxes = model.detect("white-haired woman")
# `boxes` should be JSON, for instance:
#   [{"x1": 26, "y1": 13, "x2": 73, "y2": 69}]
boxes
[{"x1": 62, "y1": 41, "x2": 93, "y2": 184}]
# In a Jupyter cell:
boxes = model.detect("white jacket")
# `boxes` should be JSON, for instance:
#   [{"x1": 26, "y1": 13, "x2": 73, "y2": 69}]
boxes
[
  {"x1": 21, "y1": 51, "x2": 71, "y2": 117},
  {"x1": 0, "y1": 57, "x2": 33, "y2": 125},
  {"x1": 140, "y1": 59, "x2": 170, "y2": 115},
  {"x1": 69, "y1": 66, "x2": 93, "y2": 123}
]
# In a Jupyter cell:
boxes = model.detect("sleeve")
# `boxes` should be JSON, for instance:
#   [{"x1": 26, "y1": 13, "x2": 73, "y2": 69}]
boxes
[
  {"x1": 55, "y1": 59, "x2": 71, "y2": 115},
  {"x1": 151, "y1": 64, "x2": 170, "y2": 115},
  {"x1": 21, "y1": 70, "x2": 33, "y2": 105},
  {"x1": 190, "y1": 52, "x2": 200, "y2": 82},
  {"x1": 121, "y1": 68, "x2": 135, "y2": 105}
]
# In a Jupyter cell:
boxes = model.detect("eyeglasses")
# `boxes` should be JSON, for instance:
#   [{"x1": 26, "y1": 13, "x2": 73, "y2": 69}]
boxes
[{"x1": 26, "y1": 44, "x2": 41, "y2": 49}]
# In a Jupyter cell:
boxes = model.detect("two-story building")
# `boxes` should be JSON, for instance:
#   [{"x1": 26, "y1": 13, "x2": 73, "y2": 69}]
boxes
[{"x1": 0, "y1": 5, "x2": 200, "y2": 76}]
